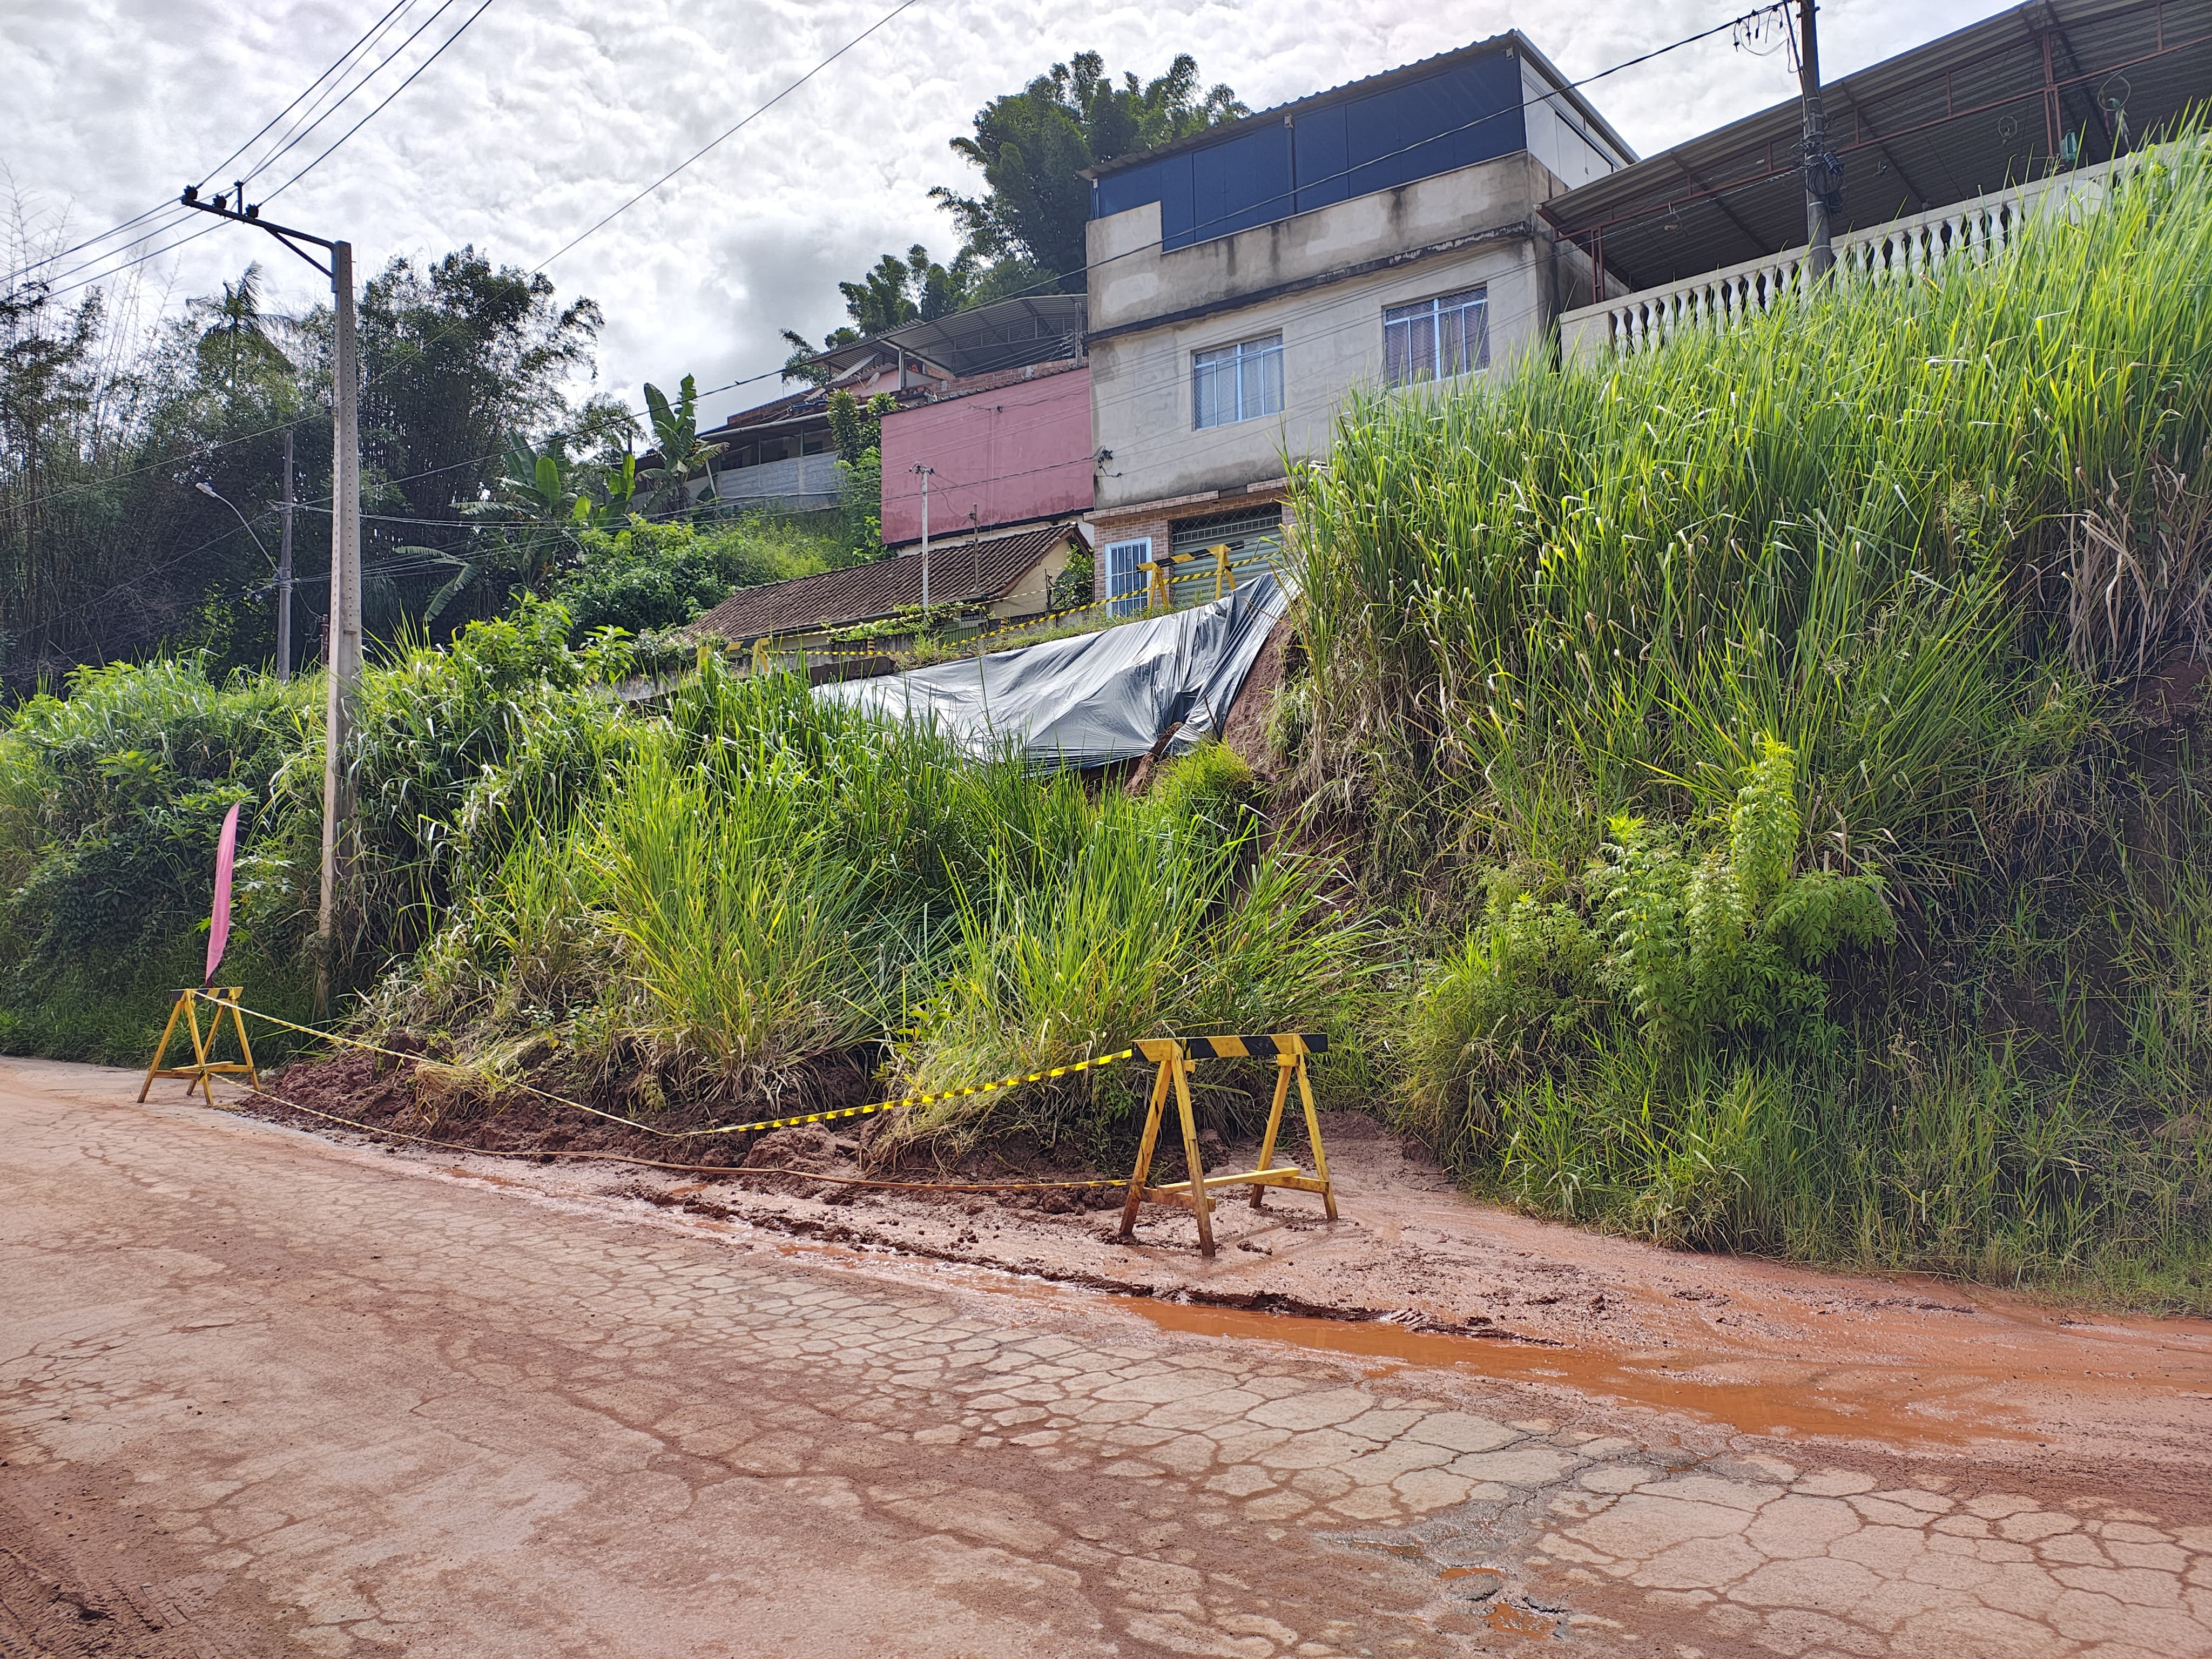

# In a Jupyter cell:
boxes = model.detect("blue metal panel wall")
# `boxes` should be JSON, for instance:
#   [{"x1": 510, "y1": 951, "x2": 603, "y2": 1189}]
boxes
[
  {"x1": 1095, "y1": 45, "x2": 1531, "y2": 250},
  {"x1": 1188, "y1": 122, "x2": 1294, "y2": 244}
]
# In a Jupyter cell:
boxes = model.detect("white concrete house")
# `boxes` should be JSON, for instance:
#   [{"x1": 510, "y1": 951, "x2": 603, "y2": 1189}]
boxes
[{"x1": 1080, "y1": 33, "x2": 1633, "y2": 609}]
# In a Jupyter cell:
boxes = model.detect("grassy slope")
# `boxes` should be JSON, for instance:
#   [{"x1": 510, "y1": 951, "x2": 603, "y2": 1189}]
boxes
[{"x1": 1287, "y1": 137, "x2": 2212, "y2": 1306}]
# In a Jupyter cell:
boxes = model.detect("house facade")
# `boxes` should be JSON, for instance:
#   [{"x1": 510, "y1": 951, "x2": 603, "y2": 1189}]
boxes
[
  {"x1": 1080, "y1": 32, "x2": 1632, "y2": 610},
  {"x1": 849, "y1": 294, "x2": 1094, "y2": 550}
]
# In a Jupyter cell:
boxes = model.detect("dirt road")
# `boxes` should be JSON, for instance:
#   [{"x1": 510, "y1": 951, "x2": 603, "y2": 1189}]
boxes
[{"x1": 4, "y1": 1060, "x2": 2210, "y2": 1656}]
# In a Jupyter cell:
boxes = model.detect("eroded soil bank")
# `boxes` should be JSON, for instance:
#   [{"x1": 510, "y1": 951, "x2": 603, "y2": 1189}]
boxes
[{"x1": 237, "y1": 1053, "x2": 2212, "y2": 1487}]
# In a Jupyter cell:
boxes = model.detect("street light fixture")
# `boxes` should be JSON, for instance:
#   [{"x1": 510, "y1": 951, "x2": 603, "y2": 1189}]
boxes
[{"x1": 194, "y1": 480, "x2": 294, "y2": 684}]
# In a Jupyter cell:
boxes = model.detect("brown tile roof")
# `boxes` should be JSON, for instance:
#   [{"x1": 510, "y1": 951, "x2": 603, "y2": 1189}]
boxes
[{"x1": 689, "y1": 520, "x2": 1078, "y2": 642}]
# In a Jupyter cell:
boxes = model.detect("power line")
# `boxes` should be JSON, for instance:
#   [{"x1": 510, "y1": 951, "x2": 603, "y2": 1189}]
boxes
[
  {"x1": 8, "y1": 0, "x2": 936, "y2": 517},
  {"x1": 693, "y1": 3, "x2": 1787, "y2": 414},
  {"x1": 204, "y1": 0, "x2": 423, "y2": 192},
  {"x1": 0, "y1": 203, "x2": 173, "y2": 291},
  {"x1": 33, "y1": 3, "x2": 496, "y2": 306},
  {"x1": 532, "y1": 0, "x2": 928, "y2": 274},
  {"x1": 16, "y1": 2, "x2": 1748, "y2": 527},
  {"x1": 1, "y1": 0, "x2": 422, "y2": 291},
  {"x1": 258, "y1": 0, "x2": 495, "y2": 206}
]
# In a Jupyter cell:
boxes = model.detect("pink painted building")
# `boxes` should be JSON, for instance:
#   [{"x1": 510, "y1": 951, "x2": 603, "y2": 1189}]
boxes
[{"x1": 878, "y1": 360, "x2": 1093, "y2": 547}]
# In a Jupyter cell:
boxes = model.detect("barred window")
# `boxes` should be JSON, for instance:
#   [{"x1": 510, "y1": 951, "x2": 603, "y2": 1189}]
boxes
[
  {"x1": 1102, "y1": 538, "x2": 1150, "y2": 617},
  {"x1": 1383, "y1": 287, "x2": 1489, "y2": 387},
  {"x1": 1192, "y1": 334, "x2": 1284, "y2": 429}
]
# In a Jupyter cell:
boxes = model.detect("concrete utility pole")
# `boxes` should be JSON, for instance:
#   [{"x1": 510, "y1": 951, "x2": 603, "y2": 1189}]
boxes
[
  {"x1": 276, "y1": 427, "x2": 294, "y2": 683},
  {"x1": 1798, "y1": 0, "x2": 1839, "y2": 278},
  {"x1": 180, "y1": 184, "x2": 360, "y2": 1014},
  {"x1": 912, "y1": 463, "x2": 934, "y2": 612}
]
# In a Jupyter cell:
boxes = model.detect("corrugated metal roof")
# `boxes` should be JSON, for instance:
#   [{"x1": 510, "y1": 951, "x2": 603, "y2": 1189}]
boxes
[
  {"x1": 1542, "y1": 0, "x2": 2212, "y2": 291},
  {"x1": 1083, "y1": 30, "x2": 1636, "y2": 182},
  {"x1": 816, "y1": 295, "x2": 1088, "y2": 381},
  {"x1": 688, "y1": 520, "x2": 1078, "y2": 642}
]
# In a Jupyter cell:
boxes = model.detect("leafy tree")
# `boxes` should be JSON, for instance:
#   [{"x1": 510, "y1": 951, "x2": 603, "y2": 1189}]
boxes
[
  {"x1": 547, "y1": 516, "x2": 841, "y2": 638},
  {"x1": 186, "y1": 264, "x2": 298, "y2": 400},
  {"x1": 417, "y1": 437, "x2": 639, "y2": 621},
  {"x1": 0, "y1": 229, "x2": 608, "y2": 682},
  {"x1": 346, "y1": 247, "x2": 603, "y2": 631},
  {"x1": 826, "y1": 388, "x2": 894, "y2": 466},
  {"x1": 932, "y1": 52, "x2": 1247, "y2": 289},
  {"x1": 826, "y1": 390, "x2": 896, "y2": 558},
  {"x1": 779, "y1": 246, "x2": 976, "y2": 383}
]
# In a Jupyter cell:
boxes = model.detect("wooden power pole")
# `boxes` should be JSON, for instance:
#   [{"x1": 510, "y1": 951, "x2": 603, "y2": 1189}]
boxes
[
  {"x1": 1798, "y1": 0, "x2": 1838, "y2": 278},
  {"x1": 179, "y1": 185, "x2": 361, "y2": 1014}
]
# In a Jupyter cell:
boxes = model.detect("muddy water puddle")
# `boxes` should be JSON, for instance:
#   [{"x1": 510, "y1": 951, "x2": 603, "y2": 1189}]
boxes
[
  {"x1": 746, "y1": 1227, "x2": 2026, "y2": 1447},
  {"x1": 409, "y1": 1147, "x2": 2212, "y2": 1458},
  {"x1": 1122, "y1": 1294, "x2": 2028, "y2": 1447}
]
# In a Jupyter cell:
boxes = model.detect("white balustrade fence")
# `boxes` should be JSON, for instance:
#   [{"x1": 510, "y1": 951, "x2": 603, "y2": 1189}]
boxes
[{"x1": 1559, "y1": 154, "x2": 2129, "y2": 364}]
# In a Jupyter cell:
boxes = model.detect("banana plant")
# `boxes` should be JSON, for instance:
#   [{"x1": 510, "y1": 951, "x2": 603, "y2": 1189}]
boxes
[
  {"x1": 414, "y1": 441, "x2": 640, "y2": 621},
  {"x1": 636, "y1": 375, "x2": 726, "y2": 514}
]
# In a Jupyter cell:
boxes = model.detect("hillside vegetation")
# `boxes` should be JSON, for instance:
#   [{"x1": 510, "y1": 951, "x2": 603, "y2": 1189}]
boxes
[
  {"x1": 4, "y1": 139, "x2": 2211, "y2": 1307},
  {"x1": 1286, "y1": 137, "x2": 2212, "y2": 1299}
]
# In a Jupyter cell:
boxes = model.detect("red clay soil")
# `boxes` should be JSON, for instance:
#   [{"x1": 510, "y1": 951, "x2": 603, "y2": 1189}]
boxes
[{"x1": 233, "y1": 1054, "x2": 2212, "y2": 1501}]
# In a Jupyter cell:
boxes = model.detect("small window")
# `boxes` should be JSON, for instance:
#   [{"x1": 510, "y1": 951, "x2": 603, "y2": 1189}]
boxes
[
  {"x1": 1103, "y1": 538, "x2": 1151, "y2": 616},
  {"x1": 1192, "y1": 334, "x2": 1284, "y2": 429},
  {"x1": 1384, "y1": 287, "x2": 1489, "y2": 387}
]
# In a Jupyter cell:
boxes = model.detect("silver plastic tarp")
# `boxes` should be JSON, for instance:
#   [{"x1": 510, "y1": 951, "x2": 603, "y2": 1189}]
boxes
[{"x1": 816, "y1": 572, "x2": 1288, "y2": 768}]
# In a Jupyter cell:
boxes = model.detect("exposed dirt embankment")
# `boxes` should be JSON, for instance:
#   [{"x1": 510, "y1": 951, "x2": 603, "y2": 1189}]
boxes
[{"x1": 234, "y1": 1052, "x2": 2212, "y2": 1485}]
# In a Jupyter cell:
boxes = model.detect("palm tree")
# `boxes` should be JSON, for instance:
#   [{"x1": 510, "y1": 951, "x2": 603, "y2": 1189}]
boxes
[{"x1": 187, "y1": 264, "x2": 295, "y2": 397}]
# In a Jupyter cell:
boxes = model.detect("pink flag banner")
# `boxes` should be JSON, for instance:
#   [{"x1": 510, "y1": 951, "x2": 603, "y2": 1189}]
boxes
[{"x1": 206, "y1": 802, "x2": 241, "y2": 986}]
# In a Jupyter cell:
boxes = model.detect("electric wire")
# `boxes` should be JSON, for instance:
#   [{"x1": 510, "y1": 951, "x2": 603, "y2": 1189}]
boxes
[
  {"x1": 2, "y1": 0, "x2": 422, "y2": 291},
  {"x1": 10, "y1": 1, "x2": 1791, "y2": 537},
  {"x1": 8, "y1": 0, "x2": 935, "y2": 515},
  {"x1": 259, "y1": 0, "x2": 498, "y2": 207},
  {"x1": 33, "y1": 0, "x2": 491, "y2": 302},
  {"x1": 197, "y1": 0, "x2": 421, "y2": 191},
  {"x1": 530, "y1": 0, "x2": 928, "y2": 274}
]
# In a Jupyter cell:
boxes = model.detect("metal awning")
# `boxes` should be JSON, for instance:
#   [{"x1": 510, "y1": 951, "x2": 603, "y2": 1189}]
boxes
[
  {"x1": 1541, "y1": 0, "x2": 2212, "y2": 294},
  {"x1": 817, "y1": 294, "x2": 1087, "y2": 381}
]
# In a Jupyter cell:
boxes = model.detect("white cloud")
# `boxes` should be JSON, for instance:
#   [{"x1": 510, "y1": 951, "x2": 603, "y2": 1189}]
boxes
[{"x1": 3, "y1": 0, "x2": 1993, "y2": 433}]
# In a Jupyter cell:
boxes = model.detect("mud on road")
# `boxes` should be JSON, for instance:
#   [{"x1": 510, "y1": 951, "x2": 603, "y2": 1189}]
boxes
[{"x1": 5, "y1": 1056, "x2": 2211, "y2": 1657}]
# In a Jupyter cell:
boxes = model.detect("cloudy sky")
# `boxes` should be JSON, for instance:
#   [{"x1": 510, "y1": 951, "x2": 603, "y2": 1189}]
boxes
[{"x1": 6, "y1": 0, "x2": 1998, "y2": 428}]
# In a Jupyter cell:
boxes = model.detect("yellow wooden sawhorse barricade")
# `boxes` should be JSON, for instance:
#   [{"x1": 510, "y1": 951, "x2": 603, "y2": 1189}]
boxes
[
  {"x1": 1137, "y1": 543, "x2": 1237, "y2": 613},
  {"x1": 1117, "y1": 1032, "x2": 1336, "y2": 1257},
  {"x1": 139, "y1": 987, "x2": 260, "y2": 1107}
]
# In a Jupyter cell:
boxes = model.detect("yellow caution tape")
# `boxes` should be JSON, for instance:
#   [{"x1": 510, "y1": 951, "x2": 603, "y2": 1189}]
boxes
[
  {"x1": 706, "y1": 1049, "x2": 1134, "y2": 1137},
  {"x1": 198, "y1": 993, "x2": 1131, "y2": 1144}
]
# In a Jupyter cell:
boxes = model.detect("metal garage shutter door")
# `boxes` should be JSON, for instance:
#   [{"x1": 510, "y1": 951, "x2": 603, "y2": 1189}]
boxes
[{"x1": 1168, "y1": 507, "x2": 1283, "y2": 609}]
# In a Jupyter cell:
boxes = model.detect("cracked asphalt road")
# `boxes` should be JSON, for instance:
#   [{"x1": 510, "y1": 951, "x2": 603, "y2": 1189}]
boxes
[{"x1": 3, "y1": 1060, "x2": 2209, "y2": 1656}]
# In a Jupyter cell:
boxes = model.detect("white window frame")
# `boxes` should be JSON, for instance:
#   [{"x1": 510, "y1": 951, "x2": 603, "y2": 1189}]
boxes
[
  {"x1": 1383, "y1": 286, "x2": 1489, "y2": 388},
  {"x1": 1102, "y1": 537, "x2": 1151, "y2": 616},
  {"x1": 1192, "y1": 334, "x2": 1284, "y2": 430}
]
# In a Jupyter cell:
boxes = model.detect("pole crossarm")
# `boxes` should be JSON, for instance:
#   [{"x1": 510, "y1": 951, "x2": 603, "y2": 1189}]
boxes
[
  {"x1": 1117, "y1": 1032, "x2": 1339, "y2": 1257},
  {"x1": 178, "y1": 191, "x2": 337, "y2": 275}
]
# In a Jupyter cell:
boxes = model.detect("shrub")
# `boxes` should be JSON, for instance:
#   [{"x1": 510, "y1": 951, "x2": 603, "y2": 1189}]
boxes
[{"x1": 549, "y1": 514, "x2": 841, "y2": 637}]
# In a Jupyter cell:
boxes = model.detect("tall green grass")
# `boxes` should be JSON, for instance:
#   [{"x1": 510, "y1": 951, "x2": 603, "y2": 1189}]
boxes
[
  {"x1": 377, "y1": 662, "x2": 1362, "y2": 1154},
  {"x1": 1290, "y1": 134, "x2": 2212, "y2": 1304}
]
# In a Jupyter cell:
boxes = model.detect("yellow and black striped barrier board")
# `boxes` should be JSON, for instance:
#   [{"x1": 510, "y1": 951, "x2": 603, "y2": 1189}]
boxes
[{"x1": 1133, "y1": 1033, "x2": 1327, "y2": 1062}]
